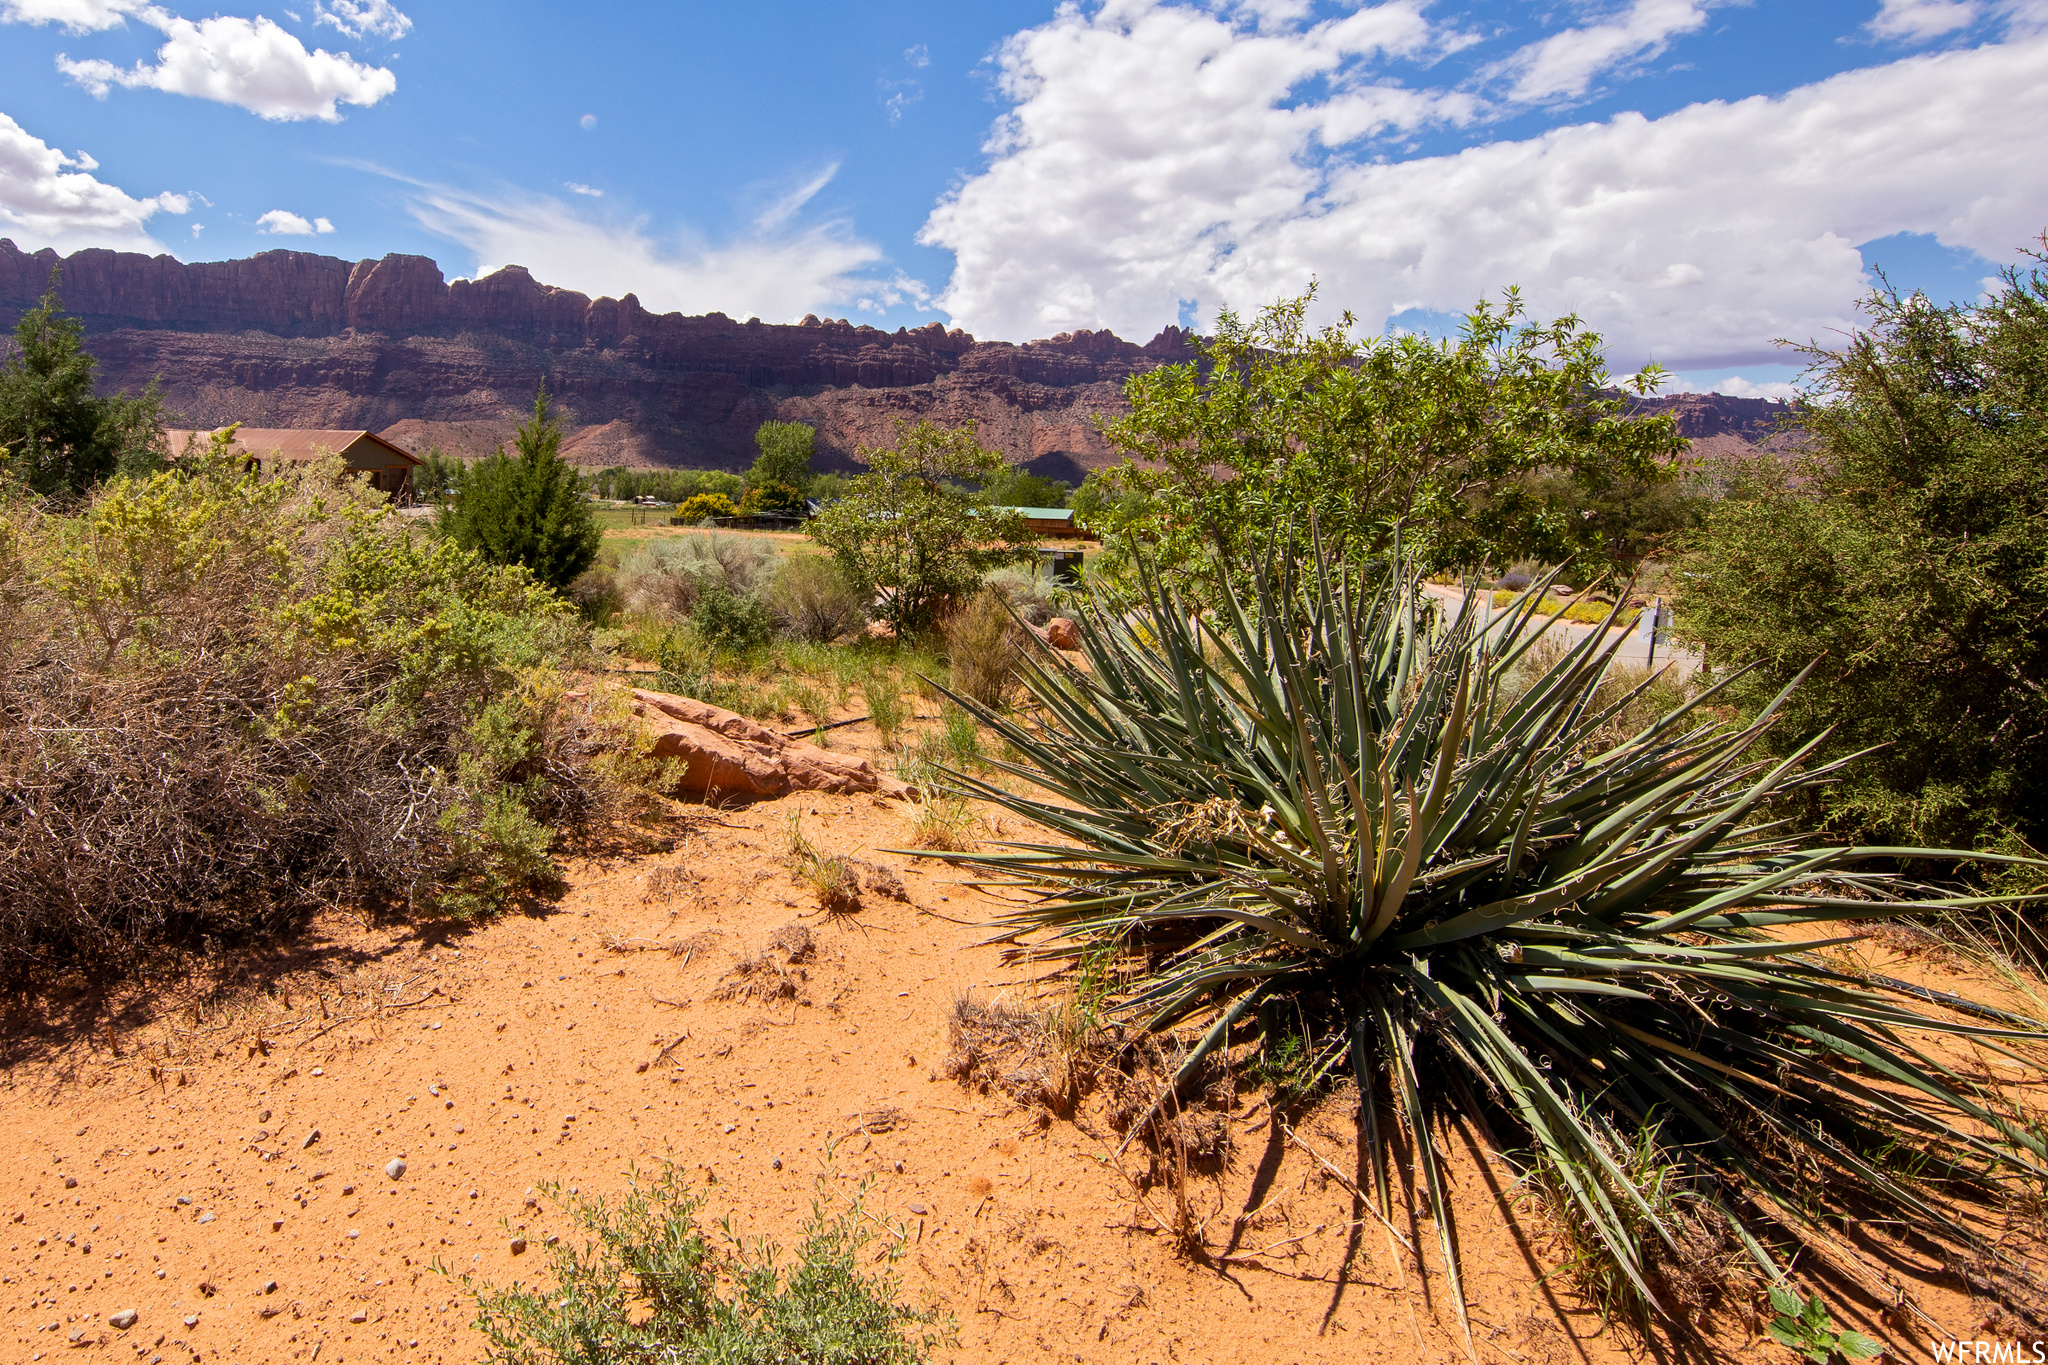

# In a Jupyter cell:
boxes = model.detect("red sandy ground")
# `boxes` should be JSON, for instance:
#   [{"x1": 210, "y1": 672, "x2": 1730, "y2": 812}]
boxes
[{"x1": 0, "y1": 718, "x2": 2035, "y2": 1364}]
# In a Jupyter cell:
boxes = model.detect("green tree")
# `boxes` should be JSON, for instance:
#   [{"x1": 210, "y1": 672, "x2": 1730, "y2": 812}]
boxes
[
  {"x1": 748, "y1": 420, "x2": 815, "y2": 495},
  {"x1": 411, "y1": 447, "x2": 465, "y2": 503},
  {"x1": 1088, "y1": 286, "x2": 1682, "y2": 596},
  {"x1": 739, "y1": 480, "x2": 807, "y2": 516},
  {"x1": 807, "y1": 420, "x2": 1029, "y2": 636},
  {"x1": 0, "y1": 269, "x2": 166, "y2": 495},
  {"x1": 1679, "y1": 249, "x2": 2048, "y2": 855},
  {"x1": 440, "y1": 384, "x2": 601, "y2": 593},
  {"x1": 980, "y1": 468, "x2": 1071, "y2": 509}
]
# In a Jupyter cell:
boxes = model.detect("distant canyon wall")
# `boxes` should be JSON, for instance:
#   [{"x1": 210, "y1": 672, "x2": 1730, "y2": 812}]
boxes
[{"x1": 0, "y1": 239, "x2": 1792, "y2": 476}]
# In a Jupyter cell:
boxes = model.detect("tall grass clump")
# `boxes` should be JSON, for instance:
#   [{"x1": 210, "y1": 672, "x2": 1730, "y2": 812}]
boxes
[
  {"x1": 768, "y1": 554, "x2": 867, "y2": 643},
  {"x1": 944, "y1": 585, "x2": 1027, "y2": 709},
  {"x1": 933, "y1": 548, "x2": 2048, "y2": 1338},
  {"x1": 862, "y1": 673, "x2": 906, "y2": 747},
  {"x1": 467, "y1": 1164, "x2": 950, "y2": 1365},
  {"x1": 0, "y1": 451, "x2": 664, "y2": 977}
]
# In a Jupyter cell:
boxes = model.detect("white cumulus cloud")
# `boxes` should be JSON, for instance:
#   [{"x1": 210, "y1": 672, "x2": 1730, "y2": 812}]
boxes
[
  {"x1": 0, "y1": 109, "x2": 186, "y2": 254},
  {"x1": 389, "y1": 166, "x2": 919, "y2": 323},
  {"x1": 1490, "y1": 0, "x2": 1730, "y2": 103},
  {"x1": 255, "y1": 208, "x2": 334, "y2": 235},
  {"x1": 56, "y1": 6, "x2": 397, "y2": 121},
  {"x1": 0, "y1": 0, "x2": 140, "y2": 32},
  {"x1": 564, "y1": 181, "x2": 602, "y2": 197},
  {"x1": 313, "y1": 0, "x2": 409, "y2": 41},
  {"x1": 1665, "y1": 372, "x2": 1803, "y2": 400},
  {"x1": 923, "y1": 4, "x2": 2048, "y2": 368}
]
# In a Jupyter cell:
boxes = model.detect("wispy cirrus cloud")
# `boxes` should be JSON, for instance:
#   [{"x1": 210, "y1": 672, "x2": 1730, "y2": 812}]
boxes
[
  {"x1": 312, "y1": 0, "x2": 410, "y2": 42},
  {"x1": 1487, "y1": 0, "x2": 1737, "y2": 104},
  {"x1": 383, "y1": 164, "x2": 925, "y2": 322}
]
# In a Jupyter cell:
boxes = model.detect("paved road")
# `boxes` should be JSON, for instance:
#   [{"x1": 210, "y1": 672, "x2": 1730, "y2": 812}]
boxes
[{"x1": 1420, "y1": 582, "x2": 1700, "y2": 679}]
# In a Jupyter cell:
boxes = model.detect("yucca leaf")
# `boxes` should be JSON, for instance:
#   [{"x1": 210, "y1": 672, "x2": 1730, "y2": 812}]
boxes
[{"x1": 928, "y1": 540, "x2": 2048, "y2": 1329}]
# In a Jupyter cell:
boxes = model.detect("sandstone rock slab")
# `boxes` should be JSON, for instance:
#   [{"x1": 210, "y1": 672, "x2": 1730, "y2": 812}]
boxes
[{"x1": 630, "y1": 689, "x2": 913, "y2": 802}]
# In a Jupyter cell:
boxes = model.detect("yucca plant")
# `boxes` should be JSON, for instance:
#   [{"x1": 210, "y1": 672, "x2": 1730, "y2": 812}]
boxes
[{"x1": 928, "y1": 548, "x2": 2048, "y2": 1342}]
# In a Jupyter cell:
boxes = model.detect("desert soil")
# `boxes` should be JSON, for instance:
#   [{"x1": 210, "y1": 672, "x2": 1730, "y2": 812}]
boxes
[{"x1": 0, "y1": 712, "x2": 2033, "y2": 1364}]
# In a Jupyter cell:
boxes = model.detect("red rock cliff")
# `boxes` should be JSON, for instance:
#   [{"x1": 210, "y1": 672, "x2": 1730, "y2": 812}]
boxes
[{"x1": 0, "y1": 239, "x2": 1784, "y2": 473}]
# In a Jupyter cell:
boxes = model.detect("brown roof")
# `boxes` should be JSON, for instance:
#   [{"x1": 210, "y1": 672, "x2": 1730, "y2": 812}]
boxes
[{"x1": 165, "y1": 428, "x2": 422, "y2": 466}]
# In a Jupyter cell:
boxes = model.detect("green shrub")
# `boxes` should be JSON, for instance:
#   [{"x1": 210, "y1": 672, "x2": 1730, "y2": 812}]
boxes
[
  {"x1": 466, "y1": 1165, "x2": 950, "y2": 1365},
  {"x1": 693, "y1": 585, "x2": 774, "y2": 650},
  {"x1": 1679, "y1": 254, "x2": 2048, "y2": 857},
  {"x1": 675, "y1": 491, "x2": 737, "y2": 523},
  {"x1": 936, "y1": 549, "x2": 2048, "y2": 1338},
  {"x1": 769, "y1": 554, "x2": 867, "y2": 642},
  {"x1": 0, "y1": 450, "x2": 661, "y2": 976}
]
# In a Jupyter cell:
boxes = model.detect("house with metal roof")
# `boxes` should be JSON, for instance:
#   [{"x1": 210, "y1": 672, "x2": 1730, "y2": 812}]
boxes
[
  {"x1": 1002, "y1": 506, "x2": 1082, "y2": 538},
  {"x1": 165, "y1": 427, "x2": 422, "y2": 497}
]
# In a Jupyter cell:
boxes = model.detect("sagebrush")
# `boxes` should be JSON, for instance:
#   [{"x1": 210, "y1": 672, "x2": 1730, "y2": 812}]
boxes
[{"x1": 0, "y1": 450, "x2": 664, "y2": 976}]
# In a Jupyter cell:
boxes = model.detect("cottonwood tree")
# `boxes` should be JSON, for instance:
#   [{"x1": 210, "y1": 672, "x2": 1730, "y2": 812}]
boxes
[
  {"x1": 0, "y1": 270, "x2": 166, "y2": 495},
  {"x1": 748, "y1": 420, "x2": 816, "y2": 495},
  {"x1": 807, "y1": 419, "x2": 1028, "y2": 636},
  {"x1": 1080, "y1": 287, "x2": 1683, "y2": 595},
  {"x1": 440, "y1": 384, "x2": 601, "y2": 593}
]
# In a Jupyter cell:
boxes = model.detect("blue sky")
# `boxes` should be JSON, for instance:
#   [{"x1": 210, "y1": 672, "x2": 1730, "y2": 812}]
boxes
[{"x1": 2, "y1": 0, "x2": 2045, "y2": 397}]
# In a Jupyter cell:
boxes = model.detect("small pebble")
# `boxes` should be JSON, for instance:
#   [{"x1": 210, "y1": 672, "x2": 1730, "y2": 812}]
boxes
[
  {"x1": 348, "y1": 1310, "x2": 367, "y2": 1324},
  {"x1": 263, "y1": 1280, "x2": 277, "y2": 1294},
  {"x1": 444, "y1": 1100, "x2": 454, "y2": 1110},
  {"x1": 341, "y1": 1185, "x2": 354, "y2": 1196},
  {"x1": 196, "y1": 1212, "x2": 215, "y2": 1224},
  {"x1": 385, "y1": 1158, "x2": 407, "y2": 1181},
  {"x1": 301, "y1": 1129, "x2": 320, "y2": 1150},
  {"x1": 508, "y1": 1237, "x2": 527, "y2": 1255},
  {"x1": 108, "y1": 1309, "x2": 137, "y2": 1330},
  {"x1": 271, "y1": 1220, "x2": 283, "y2": 1233},
  {"x1": 174, "y1": 1196, "x2": 191, "y2": 1207},
  {"x1": 907, "y1": 1202, "x2": 928, "y2": 1216},
  {"x1": 722, "y1": 1124, "x2": 736, "y2": 1135},
  {"x1": 310, "y1": 1067, "x2": 323, "y2": 1076},
  {"x1": 183, "y1": 1315, "x2": 198, "y2": 1328},
  {"x1": 347, "y1": 1229, "x2": 360, "y2": 1239},
  {"x1": 259, "y1": 1109, "x2": 271, "y2": 1122},
  {"x1": 771, "y1": 1157, "x2": 782, "y2": 1170}
]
